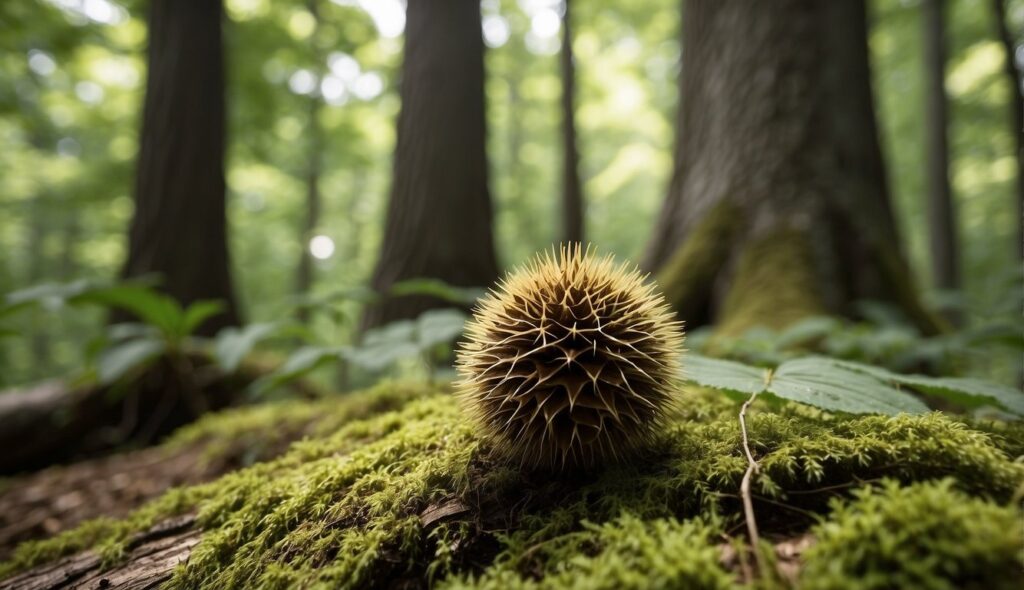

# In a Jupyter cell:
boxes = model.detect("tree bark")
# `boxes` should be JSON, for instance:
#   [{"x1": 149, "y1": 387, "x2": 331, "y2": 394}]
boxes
[
  {"x1": 121, "y1": 0, "x2": 241, "y2": 336},
  {"x1": 560, "y1": 0, "x2": 584, "y2": 245},
  {"x1": 990, "y1": 0, "x2": 1024, "y2": 263},
  {"x1": 649, "y1": 0, "x2": 941, "y2": 335},
  {"x1": 295, "y1": 0, "x2": 324, "y2": 324},
  {"x1": 361, "y1": 0, "x2": 499, "y2": 330},
  {"x1": 0, "y1": 515, "x2": 199, "y2": 590},
  {"x1": 922, "y1": 0, "x2": 960, "y2": 293}
]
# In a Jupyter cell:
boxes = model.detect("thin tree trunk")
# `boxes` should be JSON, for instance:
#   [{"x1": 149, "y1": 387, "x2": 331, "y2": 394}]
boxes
[
  {"x1": 121, "y1": 0, "x2": 240, "y2": 335},
  {"x1": 650, "y1": 0, "x2": 941, "y2": 336},
  {"x1": 923, "y1": 0, "x2": 960, "y2": 293},
  {"x1": 560, "y1": 0, "x2": 584, "y2": 245},
  {"x1": 361, "y1": 0, "x2": 499, "y2": 330},
  {"x1": 25, "y1": 195, "x2": 50, "y2": 364},
  {"x1": 295, "y1": 0, "x2": 324, "y2": 324},
  {"x1": 990, "y1": 0, "x2": 1024, "y2": 263}
]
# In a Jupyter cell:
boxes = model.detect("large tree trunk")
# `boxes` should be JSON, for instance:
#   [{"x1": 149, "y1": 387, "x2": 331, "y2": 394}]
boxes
[
  {"x1": 560, "y1": 0, "x2": 584, "y2": 245},
  {"x1": 649, "y1": 0, "x2": 941, "y2": 336},
  {"x1": 990, "y1": 0, "x2": 1024, "y2": 263},
  {"x1": 922, "y1": 0, "x2": 960, "y2": 293},
  {"x1": 360, "y1": 0, "x2": 499, "y2": 330},
  {"x1": 121, "y1": 0, "x2": 240, "y2": 335}
]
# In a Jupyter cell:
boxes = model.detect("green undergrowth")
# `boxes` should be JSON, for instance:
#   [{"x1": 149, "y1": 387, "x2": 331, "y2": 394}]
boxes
[{"x1": 2, "y1": 382, "x2": 1022, "y2": 588}]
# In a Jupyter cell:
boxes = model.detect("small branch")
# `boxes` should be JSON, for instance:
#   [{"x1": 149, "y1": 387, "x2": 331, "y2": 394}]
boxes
[{"x1": 739, "y1": 388, "x2": 763, "y2": 577}]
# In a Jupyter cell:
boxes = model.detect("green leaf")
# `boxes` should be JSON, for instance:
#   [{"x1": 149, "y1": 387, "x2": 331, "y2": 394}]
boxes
[
  {"x1": 683, "y1": 354, "x2": 931, "y2": 415},
  {"x1": 390, "y1": 278, "x2": 485, "y2": 305},
  {"x1": 824, "y1": 358, "x2": 1024, "y2": 416},
  {"x1": 106, "y1": 322, "x2": 162, "y2": 342},
  {"x1": 3, "y1": 279, "x2": 93, "y2": 313},
  {"x1": 72, "y1": 284, "x2": 183, "y2": 336},
  {"x1": 97, "y1": 338, "x2": 166, "y2": 385},
  {"x1": 775, "y1": 316, "x2": 840, "y2": 348},
  {"x1": 345, "y1": 320, "x2": 420, "y2": 371},
  {"x1": 416, "y1": 308, "x2": 467, "y2": 349},
  {"x1": 214, "y1": 322, "x2": 282, "y2": 373},
  {"x1": 250, "y1": 345, "x2": 345, "y2": 396},
  {"x1": 768, "y1": 357, "x2": 930, "y2": 415},
  {"x1": 684, "y1": 354, "x2": 767, "y2": 395},
  {"x1": 181, "y1": 300, "x2": 226, "y2": 336}
]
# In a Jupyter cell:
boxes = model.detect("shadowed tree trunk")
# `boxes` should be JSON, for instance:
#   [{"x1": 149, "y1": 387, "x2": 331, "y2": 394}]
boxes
[
  {"x1": 121, "y1": 0, "x2": 240, "y2": 335},
  {"x1": 361, "y1": 0, "x2": 499, "y2": 330},
  {"x1": 560, "y1": 0, "x2": 584, "y2": 245},
  {"x1": 295, "y1": 0, "x2": 324, "y2": 324},
  {"x1": 990, "y1": 0, "x2": 1023, "y2": 263},
  {"x1": 922, "y1": 0, "x2": 960, "y2": 294},
  {"x1": 648, "y1": 0, "x2": 941, "y2": 336}
]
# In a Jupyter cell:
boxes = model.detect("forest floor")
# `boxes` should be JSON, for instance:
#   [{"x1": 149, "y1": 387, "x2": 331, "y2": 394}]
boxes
[{"x1": 0, "y1": 381, "x2": 1021, "y2": 589}]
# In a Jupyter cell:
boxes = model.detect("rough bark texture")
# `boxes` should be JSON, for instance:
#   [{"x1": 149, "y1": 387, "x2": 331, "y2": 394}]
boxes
[
  {"x1": 0, "y1": 515, "x2": 198, "y2": 590},
  {"x1": 990, "y1": 0, "x2": 1024, "y2": 263},
  {"x1": 361, "y1": 0, "x2": 499, "y2": 330},
  {"x1": 121, "y1": 0, "x2": 240, "y2": 335},
  {"x1": 648, "y1": 0, "x2": 940, "y2": 335},
  {"x1": 922, "y1": 0, "x2": 960, "y2": 292},
  {"x1": 560, "y1": 0, "x2": 584, "y2": 245}
]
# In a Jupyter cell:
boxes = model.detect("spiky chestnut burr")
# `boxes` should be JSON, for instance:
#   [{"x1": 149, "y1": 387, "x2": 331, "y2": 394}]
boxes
[{"x1": 456, "y1": 244, "x2": 684, "y2": 470}]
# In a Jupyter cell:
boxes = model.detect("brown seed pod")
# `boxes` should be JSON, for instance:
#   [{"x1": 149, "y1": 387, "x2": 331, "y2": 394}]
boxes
[{"x1": 456, "y1": 244, "x2": 684, "y2": 470}]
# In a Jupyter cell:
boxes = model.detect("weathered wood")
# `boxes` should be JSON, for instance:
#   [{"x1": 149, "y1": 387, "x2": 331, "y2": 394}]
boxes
[{"x1": 0, "y1": 516, "x2": 198, "y2": 590}]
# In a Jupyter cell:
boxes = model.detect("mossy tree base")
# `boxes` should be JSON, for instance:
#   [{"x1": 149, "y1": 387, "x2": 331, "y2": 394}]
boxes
[{"x1": 2, "y1": 382, "x2": 1022, "y2": 589}]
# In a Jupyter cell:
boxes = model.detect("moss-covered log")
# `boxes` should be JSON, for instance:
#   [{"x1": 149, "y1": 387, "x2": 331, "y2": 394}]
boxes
[{"x1": 2, "y1": 382, "x2": 1021, "y2": 589}]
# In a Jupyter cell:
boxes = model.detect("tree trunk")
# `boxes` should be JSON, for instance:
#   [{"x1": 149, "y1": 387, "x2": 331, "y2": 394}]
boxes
[
  {"x1": 922, "y1": 0, "x2": 960, "y2": 294},
  {"x1": 295, "y1": 0, "x2": 324, "y2": 324},
  {"x1": 649, "y1": 0, "x2": 941, "y2": 336},
  {"x1": 990, "y1": 0, "x2": 1024, "y2": 263},
  {"x1": 361, "y1": 0, "x2": 499, "y2": 330},
  {"x1": 560, "y1": 0, "x2": 584, "y2": 245},
  {"x1": 121, "y1": 0, "x2": 240, "y2": 336}
]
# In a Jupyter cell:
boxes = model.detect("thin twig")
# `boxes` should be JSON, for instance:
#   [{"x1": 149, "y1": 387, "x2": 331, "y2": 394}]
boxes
[{"x1": 739, "y1": 388, "x2": 763, "y2": 577}]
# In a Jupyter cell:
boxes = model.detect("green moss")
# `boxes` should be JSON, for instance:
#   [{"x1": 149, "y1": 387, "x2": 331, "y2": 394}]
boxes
[
  {"x1": 716, "y1": 230, "x2": 826, "y2": 338},
  {"x1": 165, "y1": 380, "x2": 425, "y2": 465},
  {"x1": 2, "y1": 382, "x2": 1022, "y2": 588},
  {"x1": 655, "y1": 201, "x2": 744, "y2": 323},
  {"x1": 800, "y1": 479, "x2": 1023, "y2": 590},
  {"x1": 446, "y1": 514, "x2": 733, "y2": 590}
]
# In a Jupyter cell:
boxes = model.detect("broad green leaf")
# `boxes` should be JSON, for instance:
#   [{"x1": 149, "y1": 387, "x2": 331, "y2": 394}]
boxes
[
  {"x1": 683, "y1": 354, "x2": 767, "y2": 395},
  {"x1": 416, "y1": 308, "x2": 467, "y2": 348},
  {"x1": 769, "y1": 357, "x2": 929, "y2": 415},
  {"x1": 181, "y1": 300, "x2": 226, "y2": 336},
  {"x1": 73, "y1": 284, "x2": 183, "y2": 336},
  {"x1": 97, "y1": 338, "x2": 166, "y2": 385},
  {"x1": 892, "y1": 375, "x2": 1024, "y2": 416},
  {"x1": 347, "y1": 320, "x2": 420, "y2": 371},
  {"x1": 3, "y1": 279, "x2": 93, "y2": 313},
  {"x1": 824, "y1": 358, "x2": 1024, "y2": 417},
  {"x1": 776, "y1": 316, "x2": 840, "y2": 348},
  {"x1": 390, "y1": 278, "x2": 485, "y2": 305},
  {"x1": 106, "y1": 322, "x2": 161, "y2": 342},
  {"x1": 215, "y1": 322, "x2": 282, "y2": 373},
  {"x1": 250, "y1": 345, "x2": 345, "y2": 396}
]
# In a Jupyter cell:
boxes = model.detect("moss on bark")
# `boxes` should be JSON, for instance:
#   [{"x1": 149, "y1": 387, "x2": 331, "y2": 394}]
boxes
[
  {"x1": 1, "y1": 382, "x2": 1022, "y2": 588},
  {"x1": 715, "y1": 230, "x2": 827, "y2": 338},
  {"x1": 654, "y1": 202, "x2": 744, "y2": 326}
]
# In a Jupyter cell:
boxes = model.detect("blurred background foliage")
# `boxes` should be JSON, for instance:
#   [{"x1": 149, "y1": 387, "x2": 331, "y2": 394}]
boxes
[{"x1": 0, "y1": 0, "x2": 1021, "y2": 387}]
